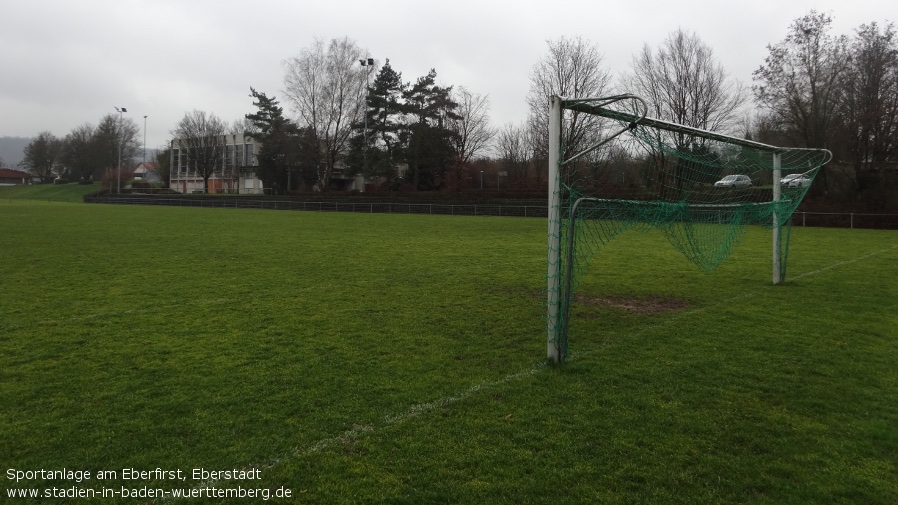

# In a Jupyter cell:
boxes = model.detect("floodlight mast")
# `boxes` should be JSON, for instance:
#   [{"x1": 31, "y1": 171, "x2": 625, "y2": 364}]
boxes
[
  {"x1": 114, "y1": 107, "x2": 128, "y2": 193},
  {"x1": 359, "y1": 57, "x2": 375, "y2": 190}
]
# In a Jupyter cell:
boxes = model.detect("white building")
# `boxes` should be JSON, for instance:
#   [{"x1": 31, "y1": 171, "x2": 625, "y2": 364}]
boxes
[
  {"x1": 169, "y1": 133, "x2": 380, "y2": 194},
  {"x1": 170, "y1": 134, "x2": 264, "y2": 194}
]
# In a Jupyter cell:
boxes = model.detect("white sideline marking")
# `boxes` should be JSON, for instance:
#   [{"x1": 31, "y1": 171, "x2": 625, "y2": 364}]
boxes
[
  {"x1": 305, "y1": 363, "x2": 546, "y2": 454},
  {"x1": 790, "y1": 244, "x2": 898, "y2": 281}
]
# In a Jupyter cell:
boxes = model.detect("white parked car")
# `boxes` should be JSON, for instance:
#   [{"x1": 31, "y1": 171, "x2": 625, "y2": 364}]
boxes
[
  {"x1": 714, "y1": 175, "x2": 752, "y2": 188},
  {"x1": 780, "y1": 174, "x2": 811, "y2": 188}
]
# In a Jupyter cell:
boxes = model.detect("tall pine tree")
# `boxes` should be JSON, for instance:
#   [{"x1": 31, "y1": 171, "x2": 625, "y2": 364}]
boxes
[
  {"x1": 245, "y1": 87, "x2": 301, "y2": 194},
  {"x1": 349, "y1": 59, "x2": 407, "y2": 183},
  {"x1": 402, "y1": 69, "x2": 460, "y2": 190}
]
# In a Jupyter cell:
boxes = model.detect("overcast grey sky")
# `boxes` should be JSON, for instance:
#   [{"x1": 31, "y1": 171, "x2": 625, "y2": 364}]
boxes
[{"x1": 0, "y1": 0, "x2": 893, "y2": 151}]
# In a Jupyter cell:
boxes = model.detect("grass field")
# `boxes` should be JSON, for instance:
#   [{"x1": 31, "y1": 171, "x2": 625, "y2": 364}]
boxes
[
  {"x1": 0, "y1": 182, "x2": 101, "y2": 203},
  {"x1": 1, "y1": 199, "x2": 896, "y2": 504}
]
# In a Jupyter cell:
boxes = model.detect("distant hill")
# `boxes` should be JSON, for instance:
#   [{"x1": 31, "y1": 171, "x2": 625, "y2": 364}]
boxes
[
  {"x1": 0, "y1": 137, "x2": 165, "y2": 171},
  {"x1": 0, "y1": 136, "x2": 32, "y2": 168}
]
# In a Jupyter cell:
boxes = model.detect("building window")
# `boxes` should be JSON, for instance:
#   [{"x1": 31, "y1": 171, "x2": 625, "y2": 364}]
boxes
[
  {"x1": 172, "y1": 149, "x2": 181, "y2": 174},
  {"x1": 245, "y1": 143, "x2": 254, "y2": 166},
  {"x1": 226, "y1": 145, "x2": 234, "y2": 169},
  {"x1": 235, "y1": 144, "x2": 244, "y2": 168}
]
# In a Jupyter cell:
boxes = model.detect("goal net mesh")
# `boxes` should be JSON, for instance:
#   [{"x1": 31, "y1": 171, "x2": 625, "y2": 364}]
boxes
[{"x1": 548, "y1": 95, "x2": 831, "y2": 359}]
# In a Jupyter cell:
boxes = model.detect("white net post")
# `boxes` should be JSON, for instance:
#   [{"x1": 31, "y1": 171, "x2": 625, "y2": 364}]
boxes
[
  {"x1": 547, "y1": 95, "x2": 563, "y2": 363},
  {"x1": 772, "y1": 152, "x2": 783, "y2": 284}
]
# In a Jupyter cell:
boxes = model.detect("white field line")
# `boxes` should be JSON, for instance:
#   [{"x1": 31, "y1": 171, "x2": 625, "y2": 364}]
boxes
[
  {"x1": 154, "y1": 364, "x2": 547, "y2": 504},
  {"x1": 790, "y1": 243, "x2": 898, "y2": 281}
]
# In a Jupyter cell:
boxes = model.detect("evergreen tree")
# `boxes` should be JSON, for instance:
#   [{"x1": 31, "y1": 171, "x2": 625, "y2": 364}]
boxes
[
  {"x1": 402, "y1": 69, "x2": 460, "y2": 190},
  {"x1": 245, "y1": 87, "x2": 300, "y2": 194},
  {"x1": 350, "y1": 59, "x2": 407, "y2": 182},
  {"x1": 154, "y1": 147, "x2": 172, "y2": 188}
]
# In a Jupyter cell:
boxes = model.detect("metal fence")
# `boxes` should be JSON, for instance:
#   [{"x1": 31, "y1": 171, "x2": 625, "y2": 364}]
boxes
[
  {"x1": 792, "y1": 211, "x2": 898, "y2": 230},
  {"x1": 83, "y1": 195, "x2": 550, "y2": 218},
  {"x1": 83, "y1": 194, "x2": 898, "y2": 229}
]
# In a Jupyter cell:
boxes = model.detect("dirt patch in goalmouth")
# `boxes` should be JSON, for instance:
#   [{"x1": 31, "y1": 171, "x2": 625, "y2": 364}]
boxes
[{"x1": 574, "y1": 294, "x2": 691, "y2": 314}]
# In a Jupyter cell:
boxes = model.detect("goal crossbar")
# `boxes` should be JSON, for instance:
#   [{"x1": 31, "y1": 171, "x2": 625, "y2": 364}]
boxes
[{"x1": 562, "y1": 95, "x2": 832, "y2": 164}]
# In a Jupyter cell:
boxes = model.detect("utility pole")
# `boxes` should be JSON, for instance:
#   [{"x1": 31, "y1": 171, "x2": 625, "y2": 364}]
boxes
[{"x1": 143, "y1": 115, "x2": 147, "y2": 164}]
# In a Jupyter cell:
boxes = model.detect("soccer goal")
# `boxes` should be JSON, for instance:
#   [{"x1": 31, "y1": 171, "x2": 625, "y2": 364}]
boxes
[{"x1": 546, "y1": 94, "x2": 832, "y2": 364}]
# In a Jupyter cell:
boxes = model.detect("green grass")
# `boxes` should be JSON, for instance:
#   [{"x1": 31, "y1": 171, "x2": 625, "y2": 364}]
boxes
[
  {"x1": 0, "y1": 182, "x2": 100, "y2": 203},
  {"x1": 1, "y1": 200, "x2": 896, "y2": 504}
]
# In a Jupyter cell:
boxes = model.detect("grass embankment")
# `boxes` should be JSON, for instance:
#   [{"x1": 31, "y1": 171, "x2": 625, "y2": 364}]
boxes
[
  {"x1": 1, "y1": 200, "x2": 896, "y2": 504},
  {"x1": 0, "y1": 182, "x2": 100, "y2": 203}
]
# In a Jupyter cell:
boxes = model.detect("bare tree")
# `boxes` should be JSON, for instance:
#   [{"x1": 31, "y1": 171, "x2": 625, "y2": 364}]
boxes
[
  {"x1": 495, "y1": 122, "x2": 533, "y2": 183},
  {"x1": 526, "y1": 36, "x2": 612, "y2": 165},
  {"x1": 171, "y1": 110, "x2": 227, "y2": 194},
  {"x1": 95, "y1": 113, "x2": 141, "y2": 175},
  {"x1": 449, "y1": 86, "x2": 496, "y2": 166},
  {"x1": 620, "y1": 29, "x2": 748, "y2": 196},
  {"x1": 21, "y1": 131, "x2": 62, "y2": 182},
  {"x1": 230, "y1": 117, "x2": 258, "y2": 136},
  {"x1": 753, "y1": 11, "x2": 848, "y2": 150},
  {"x1": 283, "y1": 37, "x2": 368, "y2": 190},
  {"x1": 62, "y1": 124, "x2": 101, "y2": 183},
  {"x1": 837, "y1": 21, "x2": 898, "y2": 190},
  {"x1": 624, "y1": 29, "x2": 747, "y2": 141}
]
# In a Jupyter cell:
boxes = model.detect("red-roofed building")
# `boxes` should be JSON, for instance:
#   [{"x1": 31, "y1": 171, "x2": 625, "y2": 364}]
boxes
[
  {"x1": 133, "y1": 162, "x2": 160, "y2": 183},
  {"x1": 0, "y1": 168, "x2": 34, "y2": 185}
]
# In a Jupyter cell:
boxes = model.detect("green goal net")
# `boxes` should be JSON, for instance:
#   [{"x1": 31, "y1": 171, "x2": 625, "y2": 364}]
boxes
[{"x1": 546, "y1": 95, "x2": 832, "y2": 363}]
